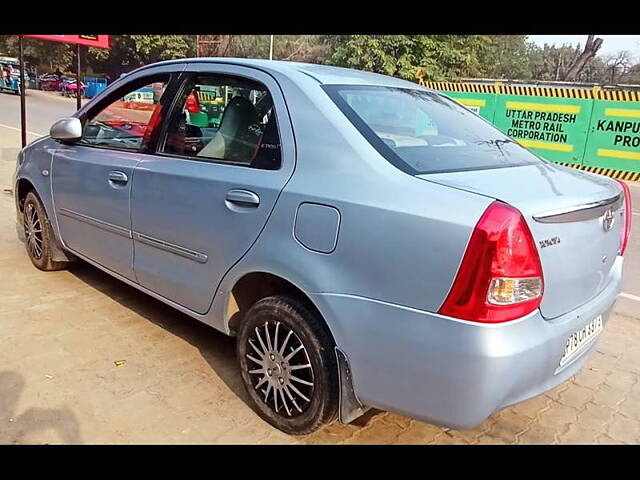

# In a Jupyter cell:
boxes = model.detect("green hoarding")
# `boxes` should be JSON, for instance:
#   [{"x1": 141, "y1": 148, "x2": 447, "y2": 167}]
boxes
[
  {"x1": 441, "y1": 91, "x2": 496, "y2": 122},
  {"x1": 583, "y1": 101, "x2": 640, "y2": 173},
  {"x1": 433, "y1": 85, "x2": 640, "y2": 174},
  {"x1": 492, "y1": 95, "x2": 594, "y2": 165}
]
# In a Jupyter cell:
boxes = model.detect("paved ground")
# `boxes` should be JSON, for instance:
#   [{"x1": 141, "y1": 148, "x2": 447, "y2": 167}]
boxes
[{"x1": 1, "y1": 90, "x2": 640, "y2": 444}]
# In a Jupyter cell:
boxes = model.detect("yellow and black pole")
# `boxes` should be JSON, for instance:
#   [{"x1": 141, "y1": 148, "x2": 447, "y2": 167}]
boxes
[{"x1": 18, "y1": 35, "x2": 27, "y2": 148}]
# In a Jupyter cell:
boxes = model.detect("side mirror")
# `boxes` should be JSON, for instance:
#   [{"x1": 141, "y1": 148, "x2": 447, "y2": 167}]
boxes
[{"x1": 50, "y1": 117, "x2": 82, "y2": 143}]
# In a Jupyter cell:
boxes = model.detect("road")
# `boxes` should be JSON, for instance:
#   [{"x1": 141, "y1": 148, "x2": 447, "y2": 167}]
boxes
[
  {"x1": 0, "y1": 89, "x2": 78, "y2": 138},
  {"x1": 0, "y1": 89, "x2": 639, "y2": 444}
]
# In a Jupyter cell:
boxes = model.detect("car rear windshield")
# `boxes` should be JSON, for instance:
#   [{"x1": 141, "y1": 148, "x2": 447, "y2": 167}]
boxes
[{"x1": 323, "y1": 85, "x2": 544, "y2": 175}]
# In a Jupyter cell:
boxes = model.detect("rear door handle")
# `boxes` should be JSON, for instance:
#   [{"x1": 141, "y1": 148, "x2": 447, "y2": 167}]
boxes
[
  {"x1": 108, "y1": 170, "x2": 128, "y2": 185},
  {"x1": 225, "y1": 189, "x2": 260, "y2": 208}
]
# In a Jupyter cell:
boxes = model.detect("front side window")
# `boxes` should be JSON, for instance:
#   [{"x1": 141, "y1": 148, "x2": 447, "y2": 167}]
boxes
[
  {"x1": 80, "y1": 75, "x2": 171, "y2": 152},
  {"x1": 161, "y1": 75, "x2": 281, "y2": 170},
  {"x1": 324, "y1": 85, "x2": 544, "y2": 175}
]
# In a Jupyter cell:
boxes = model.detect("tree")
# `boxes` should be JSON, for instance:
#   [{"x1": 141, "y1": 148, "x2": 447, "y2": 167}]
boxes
[
  {"x1": 478, "y1": 36, "x2": 543, "y2": 80},
  {"x1": 564, "y1": 35, "x2": 604, "y2": 81},
  {"x1": 327, "y1": 35, "x2": 493, "y2": 82},
  {"x1": 86, "y1": 35, "x2": 194, "y2": 81},
  {"x1": 624, "y1": 62, "x2": 640, "y2": 84},
  {"x1": 603, "y1": 50, "x2": 634, "y2": 84},
  {"x1": 197, "y1": 35, "x2": 233, "y2": 57},
  {"x1": 225, "y1": 35, "x2": 332, "y2": 63}
]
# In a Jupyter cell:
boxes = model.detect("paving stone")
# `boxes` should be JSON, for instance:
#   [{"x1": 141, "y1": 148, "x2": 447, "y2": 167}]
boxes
[
  {"x1": 575, "y1": 402, "x2": 616, "y2": 432},
  {"x1": 606, "y1": 413, "x2": 640, "y2": 444},
  {"x1": 557, "y1": 424, "x2": 600, "y2": 444},
  {"x1": 510, "y1": 395, "x2": 550, "y2": 419},
  {"x1": 591, "y1": 383, "x2": 628, "y2": 410},
  {"x1": 557, "y1": 384, "x2": 595, "y2": 410},
  {"x1": 516, "y1": 422, "x2": 558, "y2": 444},
  {"x1": 536, "y1": 402, "x2": 578, "y2": 429}
]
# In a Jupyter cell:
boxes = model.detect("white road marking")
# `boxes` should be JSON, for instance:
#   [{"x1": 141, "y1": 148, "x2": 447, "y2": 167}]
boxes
[
  {"x1": 0, "y1": 123, "x2": 45, "y2": 138},
  {"x1": 632, "y1": 212, "x2": 640, "y2": 217},
  {"x1": 620, "y1": 292, "x2": 640, "y2": 302}
]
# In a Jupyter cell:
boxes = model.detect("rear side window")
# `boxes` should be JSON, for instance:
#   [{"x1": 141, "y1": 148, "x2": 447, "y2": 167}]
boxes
[
  {"x1": 323, "y1": 85, "x2": 544, "y2": 175},
  {"x1": 160, "y1": 74, "x2": 281, "y2": 170}
]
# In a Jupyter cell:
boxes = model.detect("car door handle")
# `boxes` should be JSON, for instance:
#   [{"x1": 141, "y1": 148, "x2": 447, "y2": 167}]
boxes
[
  {"x1": 225, "y1": 189, "x2": 260, "y2": 208},
  {"x1": 108, "y1": 171, "x2": 128, "y2": 185}
]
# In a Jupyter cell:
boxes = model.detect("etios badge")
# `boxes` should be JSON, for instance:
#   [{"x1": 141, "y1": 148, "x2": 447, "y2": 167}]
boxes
[{"x1": 602, "y1": 208, "x2": 615, "y2": 232}]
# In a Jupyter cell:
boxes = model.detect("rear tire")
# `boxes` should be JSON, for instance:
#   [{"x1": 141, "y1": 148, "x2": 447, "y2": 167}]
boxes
[
  {"x1": 237, "y1": 295, "x2": 339, "y2": 435},
  {"x1": 23, "y1": 191, "x2": 67, "y2": 271}
]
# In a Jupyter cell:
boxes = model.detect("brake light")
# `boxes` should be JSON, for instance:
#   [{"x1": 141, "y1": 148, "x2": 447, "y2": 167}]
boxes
[
  {"x1": 438, "y1": 201, "x2": 544, "y2": 323},
  {"x1": 616, "y1": 179, "x2": 632, "y2": 256}
]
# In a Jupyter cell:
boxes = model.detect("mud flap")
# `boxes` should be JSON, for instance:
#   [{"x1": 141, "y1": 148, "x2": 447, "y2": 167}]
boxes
[{"x1": 335, "y1": 347, "x2": 369, "y2": 424}]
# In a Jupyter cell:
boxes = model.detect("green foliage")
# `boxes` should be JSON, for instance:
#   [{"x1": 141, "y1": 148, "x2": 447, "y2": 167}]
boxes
[
  {"x1": 479, "y1": 36, "x2": 543, "y2": 80},
  {"x1": 87, "y1": 35, "x2": 194, "y2": 81},
  {"x1": 327, "y1": 35, "x2": 494, "y2": 81}
]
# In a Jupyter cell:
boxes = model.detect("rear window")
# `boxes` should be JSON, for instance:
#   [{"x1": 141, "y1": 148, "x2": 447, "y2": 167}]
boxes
[{"x1": 323, "y1": 85, "x2": 544, "y2": 174}]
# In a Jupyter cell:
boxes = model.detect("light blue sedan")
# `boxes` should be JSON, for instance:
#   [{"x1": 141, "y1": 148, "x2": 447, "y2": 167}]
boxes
[{"x1": 13, "y1": 58, "x2": 631, "y2": 435}]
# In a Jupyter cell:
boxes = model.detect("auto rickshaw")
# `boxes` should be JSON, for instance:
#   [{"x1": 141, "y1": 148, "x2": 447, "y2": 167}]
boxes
[{"x1": 0, "y1": 57, "x2": 22, "y2": 95}]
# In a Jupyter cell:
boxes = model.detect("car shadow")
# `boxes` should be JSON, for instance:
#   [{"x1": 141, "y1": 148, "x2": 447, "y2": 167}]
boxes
[
  {"x1": 66, "y1": 260, "x2": 381, "y2": 442},
  {"x1": 0, "y1": 370, "x2": 83, "y2": 444},
  {"x1": 67, "y1": 261, "x2": 250, "y2": 406}
]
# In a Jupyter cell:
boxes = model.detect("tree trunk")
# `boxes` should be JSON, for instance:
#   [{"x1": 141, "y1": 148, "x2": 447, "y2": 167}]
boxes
[
  {"x1": 564, "y1": 35, "x2": 603, "y2": 81},
  {"x1": 198, "y1": 35, "x2": 234, "y2": 57}
]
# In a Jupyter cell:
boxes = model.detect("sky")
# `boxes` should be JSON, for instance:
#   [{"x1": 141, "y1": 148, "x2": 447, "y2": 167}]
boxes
[{"x1": 528, "y1": 35, "x2": 640, "y2": 61}]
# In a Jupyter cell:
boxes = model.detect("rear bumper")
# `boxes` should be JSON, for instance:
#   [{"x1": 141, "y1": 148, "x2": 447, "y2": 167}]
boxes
[{"x1": 310, "y1": 256, "x2": 622, "y2": 430}]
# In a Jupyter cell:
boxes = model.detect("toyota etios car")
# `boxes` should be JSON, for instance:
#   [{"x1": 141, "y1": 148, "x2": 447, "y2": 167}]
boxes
[{"x1": 14, "y1": 58, "x2": 631, "y2": 435}]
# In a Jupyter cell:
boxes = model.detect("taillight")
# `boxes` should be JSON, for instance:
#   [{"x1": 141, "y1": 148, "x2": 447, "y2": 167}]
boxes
[
  {"x1": 616, "y1": 179, "x2": 632, "y2": 256},
  {"x1": 438, "y1": 201, "x2": 544, "y2": 323}
]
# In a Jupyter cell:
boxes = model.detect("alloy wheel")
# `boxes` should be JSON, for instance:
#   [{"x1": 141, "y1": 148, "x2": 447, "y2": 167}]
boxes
[
  {"x1": 24, "y1": 202, "x2": 44, "y2": 260},
  {"x1": 245, "y1": 320, "x2": 315, "y2": 417}
]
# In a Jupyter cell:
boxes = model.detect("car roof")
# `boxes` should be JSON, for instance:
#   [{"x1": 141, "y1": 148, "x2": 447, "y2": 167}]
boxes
[{"x1": 136, "y1": 57, "x2": 428, "y2": 90}]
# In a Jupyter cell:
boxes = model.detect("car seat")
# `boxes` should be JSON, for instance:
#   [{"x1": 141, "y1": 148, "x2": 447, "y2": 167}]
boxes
[{"x1": 197, "y1": 96, "x2": 260, "y2": 162}]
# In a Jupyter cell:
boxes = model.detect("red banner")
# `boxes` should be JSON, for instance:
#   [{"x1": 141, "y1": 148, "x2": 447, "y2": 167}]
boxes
[{"x1": 23, "y1": 35, "x2": 110, "y2": 49}]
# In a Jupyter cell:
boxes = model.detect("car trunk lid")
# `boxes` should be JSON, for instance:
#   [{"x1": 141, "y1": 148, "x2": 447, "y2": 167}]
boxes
[{"x1": 419, "y1": 163, "x2": 624, "y2": 319}]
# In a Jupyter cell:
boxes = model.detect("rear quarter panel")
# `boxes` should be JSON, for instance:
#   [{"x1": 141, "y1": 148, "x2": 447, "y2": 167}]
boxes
[{"x1": 212, "y1": 74, "x2": 493, "y2": 334}]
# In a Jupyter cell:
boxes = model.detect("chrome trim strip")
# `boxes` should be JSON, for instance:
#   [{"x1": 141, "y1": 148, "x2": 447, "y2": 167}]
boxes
[
  {"x1": 533, "y1": 194, "x2": 623, "y2": 223},
  {"x1": 58, "y1": 208, "x2": 132, "y2": 238},
  {"x1": 133, "y1": 231, "x2": 208, "y2": 264}
]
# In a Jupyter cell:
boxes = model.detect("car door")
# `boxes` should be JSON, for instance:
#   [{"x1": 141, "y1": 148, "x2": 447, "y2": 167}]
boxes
[
  {"x1": 51, "y1": 69, "x2": 180, "y2": 280},
  {"x1": 130, "y1": 64, "x2": 295, "y2": 314}
]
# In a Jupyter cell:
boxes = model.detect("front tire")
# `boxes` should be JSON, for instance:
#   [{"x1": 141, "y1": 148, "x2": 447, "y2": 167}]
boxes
[
  {"x1": 23, "y1": 191, "x2": 67, "y2": 271},
  {"x1": 237, "y1": 295, "x2": 339, "y2": 435}
]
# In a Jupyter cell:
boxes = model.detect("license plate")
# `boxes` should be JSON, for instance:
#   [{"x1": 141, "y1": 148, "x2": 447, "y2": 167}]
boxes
[{"x1": 559, "y1": 315, "x2": 603, "y2": 368}]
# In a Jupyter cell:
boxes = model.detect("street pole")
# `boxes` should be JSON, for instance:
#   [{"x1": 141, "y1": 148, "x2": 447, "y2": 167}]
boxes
[
  {"x1": 269, "y1": 35, "x2": 274, "y2": 60},
  {"x1": 196, "y1": 35, "x2": 200, "y2": 57},
  {"x1": 18, "y1": 35, "x2": 27, "y2": 148},
  {"x1": 76, "y1": 44, "x2": 82, "y2": 111}
]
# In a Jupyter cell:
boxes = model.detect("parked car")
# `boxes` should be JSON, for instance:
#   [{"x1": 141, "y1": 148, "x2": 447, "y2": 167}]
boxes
[
  {"x1": 13, "y1": 59, "x2": 631, "y2": 435},
  {"x1": 63, "y1": 79, "x2": 85, "y2": 97},
  {"x1": 38, "y1": 72, "x2": 61, "y2": 91}
]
